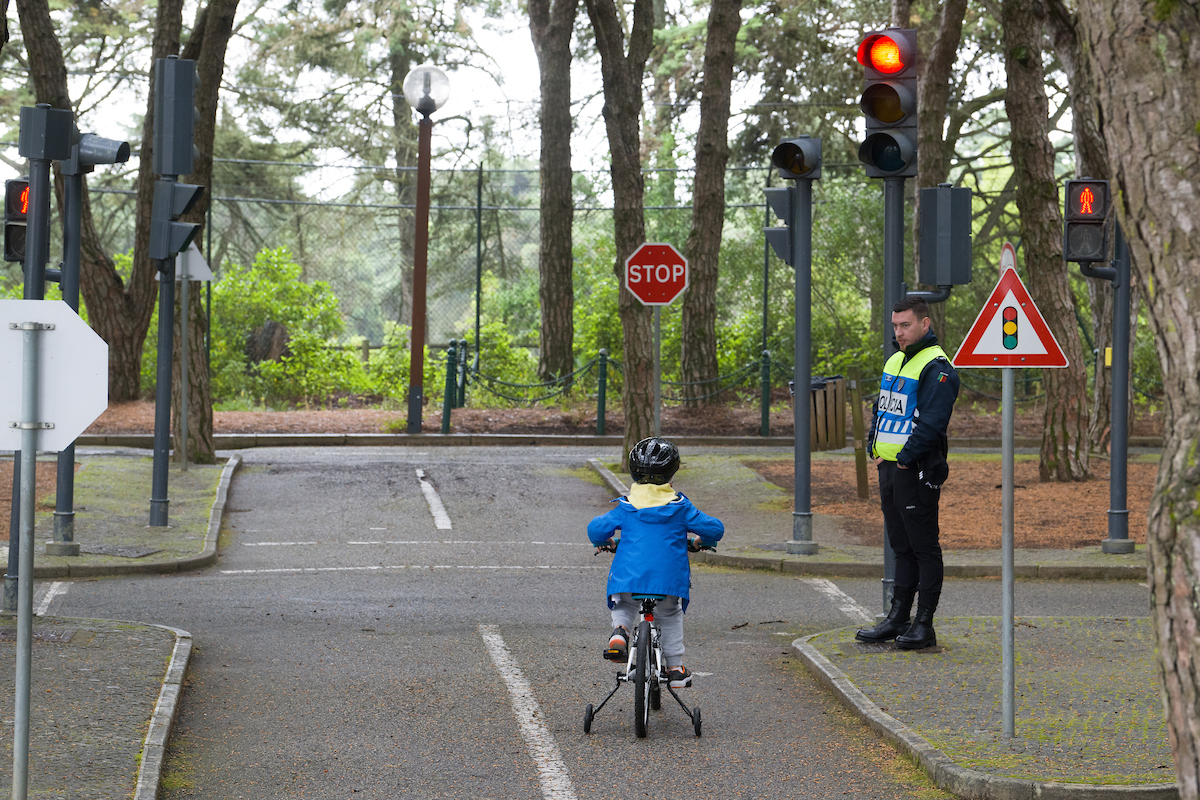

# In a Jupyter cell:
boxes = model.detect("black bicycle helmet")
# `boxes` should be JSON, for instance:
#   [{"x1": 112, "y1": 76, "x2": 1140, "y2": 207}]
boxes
[{"x1": 628, "y1": 437, "x2": 680, "y2": 485}]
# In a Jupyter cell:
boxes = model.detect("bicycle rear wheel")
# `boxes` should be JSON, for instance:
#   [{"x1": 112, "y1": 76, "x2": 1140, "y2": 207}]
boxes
[{"x1": 633, "y1": 620, "x2": 651, "y2": 738}]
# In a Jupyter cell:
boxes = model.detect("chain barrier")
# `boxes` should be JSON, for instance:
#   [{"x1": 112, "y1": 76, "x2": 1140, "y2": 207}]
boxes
[
  {"x1": 465, "y1": 358, "x2": 599, "y2": 405},
  {"x1": 661, "y1": 360, "x2": 762, "y2": 402}
]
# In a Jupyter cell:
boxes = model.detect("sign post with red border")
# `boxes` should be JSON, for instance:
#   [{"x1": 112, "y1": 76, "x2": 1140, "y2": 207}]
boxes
[
  {"x1": 625, "y1": 243, "x2": 689, "y2": 437},
  {"x1": 952, "y1": 243, "x2": 1068, "y2": 740}
]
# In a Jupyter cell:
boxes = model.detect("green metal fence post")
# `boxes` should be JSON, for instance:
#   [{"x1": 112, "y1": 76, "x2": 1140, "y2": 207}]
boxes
[
  {"x1": 441, "y1": 340, "x2": 457, "y2": 434},
  {"x1": 456, "y1": 340, "x2": 468, "y2": 408},
  {"x1": 760, "y1": 350, "x2": 771, "y2": 437},
  {"x1": 597, "y1": 349, "x2": 608, "y2": 436}
]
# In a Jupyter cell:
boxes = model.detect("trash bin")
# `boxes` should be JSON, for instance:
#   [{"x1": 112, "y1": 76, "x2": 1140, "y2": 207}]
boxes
[{"x1": 789, "y1": 376, "x2": 847, "y2": 451}]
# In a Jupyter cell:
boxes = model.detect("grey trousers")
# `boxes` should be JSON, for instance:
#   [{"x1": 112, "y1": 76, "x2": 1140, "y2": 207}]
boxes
[{"x1": 610, "y1": 593, "x2": 685, "y2": 666}]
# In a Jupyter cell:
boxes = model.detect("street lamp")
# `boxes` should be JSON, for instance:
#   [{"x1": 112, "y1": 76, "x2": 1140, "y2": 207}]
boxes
[{"x1": 403, "y1": 64, "x2": 450, "y2": 433}]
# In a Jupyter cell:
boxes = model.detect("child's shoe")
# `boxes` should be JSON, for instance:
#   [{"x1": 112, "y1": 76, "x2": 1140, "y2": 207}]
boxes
[
  {"x1": 604, "y1": 627, "x2": 628, "y2": 661},
  {"x1": 667, "y1": 665, "x2": 692, "y2": 688}
]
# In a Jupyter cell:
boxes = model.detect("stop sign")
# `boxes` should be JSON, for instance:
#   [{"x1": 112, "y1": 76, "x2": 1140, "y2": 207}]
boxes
[{"x1": 625, "y1": 242, "x2": 688, "y2": 306}]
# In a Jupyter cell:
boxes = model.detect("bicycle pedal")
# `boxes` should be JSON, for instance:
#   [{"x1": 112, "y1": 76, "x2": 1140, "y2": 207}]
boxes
[{"x1": 604, "y1": 648, "x2": 625, "y2": 662}]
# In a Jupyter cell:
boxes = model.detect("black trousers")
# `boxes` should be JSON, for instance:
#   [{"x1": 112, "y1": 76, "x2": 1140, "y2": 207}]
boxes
[{"x1": 878, "y1": 460, "x2": 943, "y2": 597}]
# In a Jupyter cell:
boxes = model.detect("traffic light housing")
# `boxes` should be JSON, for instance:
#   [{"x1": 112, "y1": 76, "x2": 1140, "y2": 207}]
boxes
[
  {"x1": 857, "y1": 29, "x2": 918, "y2": 178},
  {"x1": 149, "y1": 179, "x2": 204, "y2": 262},
  {"x1": 763, "y1": 187, "x2": 795, "y2": 266},
  {"x1": 770, "y1": 137, "x2": 822, "y2": 181},
  {"x1": 153, "y1": 56, "x2": 200, "y2": 177},
  {"x1": 1002, "y1": 306, "x2": 1018, "y2": 350},
  {"x1": 1063, "y1": 178, "x2": 1109, "y2": 263},
  {"x1": 4, "y1": 178, "x2": 29, "y2": 263}
]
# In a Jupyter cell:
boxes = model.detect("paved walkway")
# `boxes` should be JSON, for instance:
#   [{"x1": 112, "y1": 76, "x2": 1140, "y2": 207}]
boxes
[{"x1": 0, "y1": 445, "x2": 1174, "y2": 799}]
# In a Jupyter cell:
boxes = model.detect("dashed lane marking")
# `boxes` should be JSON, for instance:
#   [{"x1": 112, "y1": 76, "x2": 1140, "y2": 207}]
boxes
[
  {"x1": 416, "y1": 468, "x2": 452, "y2": 530},
  {"x1": 479, "y1": 625, "x2": 578, "y2": 800},
  {"x1": 220, "y1": 565, "x2": 604, "y2": 575},
  {"x1": 802, "y1": 577, "x2": 874, "y2": 623},
  {"x1": 34, "y1": 581, "x2": 69, "y2": 617}
]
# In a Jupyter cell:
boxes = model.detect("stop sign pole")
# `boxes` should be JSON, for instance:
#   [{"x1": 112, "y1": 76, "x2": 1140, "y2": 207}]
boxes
[{"x1": 624, "y1": 244, "x2": 689, "y2": 437}]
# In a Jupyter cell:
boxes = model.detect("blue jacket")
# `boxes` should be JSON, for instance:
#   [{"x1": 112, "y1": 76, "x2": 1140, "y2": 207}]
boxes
[{"x1": 587, "y1": 488, "x2": 724, "y2": 611}]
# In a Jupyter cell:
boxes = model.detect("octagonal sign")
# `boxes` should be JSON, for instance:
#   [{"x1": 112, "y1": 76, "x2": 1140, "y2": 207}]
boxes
[
  {"x1": 0, "y1": 300, "x2": 109, "y2": 452},
  {"x1": 625, "y1": 242, "x2": 689, "y2": 306}
]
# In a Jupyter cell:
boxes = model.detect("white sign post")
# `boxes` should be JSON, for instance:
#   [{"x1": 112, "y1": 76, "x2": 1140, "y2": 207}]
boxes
[
  {"x1": 953, "y1": 244, "x2": 1067, "y2": 739},
  {"x1": 0, "y1": 300, "x2": 108, "y2": 798}
]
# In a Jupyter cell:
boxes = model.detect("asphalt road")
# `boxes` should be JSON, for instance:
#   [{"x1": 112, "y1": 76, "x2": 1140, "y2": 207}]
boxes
[{"x1": 43, "y1": 447, "x2": 1151, "y2": 799}]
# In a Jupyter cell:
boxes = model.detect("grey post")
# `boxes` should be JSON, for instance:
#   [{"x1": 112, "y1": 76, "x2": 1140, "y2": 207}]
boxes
[
  {"x1": 180, "y1": 248, "x2": 190, "y2": 472},
  {"x1": 6, "y1": 104, "x2": 72, "y2": 613},
  {"x1": 879, "y1": 175, "x2": 906, "y2": 606},
  {"x1": 1104, "y1": 226, "x2": 1132, "y2": 553},
  {"x1": 13, "y1": 319, "x2": 49, "y2": 800},
  {"x1": 149, "y1": 253, "x2": 175, "y2": 526},
  {"x1": 1001, "y1": 367, "x2": 1016, "y2": 737},
  {"x1": 789, "y1": 177, "x2": 817, "y2": 554}
]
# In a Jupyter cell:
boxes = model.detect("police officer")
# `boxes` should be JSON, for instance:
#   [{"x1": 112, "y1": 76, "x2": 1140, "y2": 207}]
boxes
[{"x1": 856, "y1": 296, "x2": 960, "y2": 650}]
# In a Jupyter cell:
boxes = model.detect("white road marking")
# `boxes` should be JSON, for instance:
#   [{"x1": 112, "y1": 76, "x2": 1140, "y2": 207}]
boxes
[
  {"x1": 416, "y1": 468, "x2": 452, "y2": 530},
  {"x1": 242, "y1": 542, "x2": 319, "y2": 547},
  {"x1": 34, "y1": 581, "x2": 68, "y2": 617},
  {"x1": 803, "y1": 577, "x2": 874, "y2": 623},
  {"x1": 479, "y1": 625, "x2": 578, "y2": 800},
  {"x1": 1139, "y1": 582, "x2": 1149, "y2": 588},
  {"x1": 220, "y1": 565, "x2": 604, "y2": 575}
]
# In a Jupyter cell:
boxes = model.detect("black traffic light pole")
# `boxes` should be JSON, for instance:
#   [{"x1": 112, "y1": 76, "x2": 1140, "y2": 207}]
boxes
[
  {"x1": 880, "y1": 176, "x2": 906, "y2": 605},
  {"x1": 1078, "y1": 226, "x2": 1132, "y2": 553}
]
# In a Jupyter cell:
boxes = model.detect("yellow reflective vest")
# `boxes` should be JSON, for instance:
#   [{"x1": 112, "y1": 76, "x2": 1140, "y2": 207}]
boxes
[{"x1": 871, "y1": 345, "x2": 949, "y2": 461}]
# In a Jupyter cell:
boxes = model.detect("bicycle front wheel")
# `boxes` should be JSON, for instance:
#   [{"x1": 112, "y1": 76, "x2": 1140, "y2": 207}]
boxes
[{"x1": 633, "y1": 620, "x2": 651, "y2": 738}]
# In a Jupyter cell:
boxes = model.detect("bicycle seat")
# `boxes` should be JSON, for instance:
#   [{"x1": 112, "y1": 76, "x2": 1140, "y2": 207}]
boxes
[{"x1": 631, "y1": 594, "x2": 667, "y2": 600}]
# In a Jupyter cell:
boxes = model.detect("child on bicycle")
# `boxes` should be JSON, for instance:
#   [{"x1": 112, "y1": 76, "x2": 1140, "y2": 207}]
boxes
[{"x1": 587, "y1": 437, "x2": 724, "y2": 688}]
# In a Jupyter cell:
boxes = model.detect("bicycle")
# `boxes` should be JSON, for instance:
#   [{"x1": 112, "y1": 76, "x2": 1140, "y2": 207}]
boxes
[{"x1": 583, "y1": 537, "x2": 713, "y2": 738}]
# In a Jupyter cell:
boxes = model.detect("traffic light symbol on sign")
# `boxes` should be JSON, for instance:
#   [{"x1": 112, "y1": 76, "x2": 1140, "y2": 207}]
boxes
[
  {"x1": 1002, "y1": 307, "x2": 1018, "y2": 350},
  {"x1": 1063, "y1": 178, "x2": 1109, "y2": 263},
  {"x1": 857, "y1": 29, "x2": 918, "y2": 178},
  {"x1": 4, "y1": 178, "x2": 29, "y2": 263}
]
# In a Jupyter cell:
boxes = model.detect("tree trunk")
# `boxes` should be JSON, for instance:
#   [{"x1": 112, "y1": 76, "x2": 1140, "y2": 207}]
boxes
[
  {"x1": 1076, "y1": 3, "x2": 1200, "y2": 794},
  {"x1": 529, "y1": 0, "x2": 577, "y2": 386},
  {"x1": 890, "y1": 0, "x2": 912, "y2": 27},
  {"x1": 170, "y1": 0, "x2": 238, "y2": 464},
  {"x1": 389, "y1": 48, "x2": 417, "y2": 328},
  {"x1": 583, "y1": 0, "x2": 655, "y2": 466},
  {"x1": 15, "y1": 0, "x2": 171, "y2": 402},
  {"x1": 680, "y1": 0, "x2": 741, "y2": 406},
  {"x1": 1045, "y1": 0, "x2": 1139, "y2": 457},
  {"x1": 912, "y1": 0, "x2": 967, "y2": 339},
  {"x1": 1002, "y1": 0, "x2": 1089, "y2": 482}
]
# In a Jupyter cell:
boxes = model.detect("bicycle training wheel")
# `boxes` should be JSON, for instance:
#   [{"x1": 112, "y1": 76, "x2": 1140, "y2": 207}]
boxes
[
  {"x1": 583, "y1": 703, "x2": 594, "y2": 734},
  {"x1": 692, "y1": 706, "x2": 702, "y2": 737},
  {"x1": 634, "y1": 620, "x2": 651, "y2": 738}
]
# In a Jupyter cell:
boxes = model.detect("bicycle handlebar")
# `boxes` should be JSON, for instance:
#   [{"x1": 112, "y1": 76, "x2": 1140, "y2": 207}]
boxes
[{"x1": 593, "y1": 536, "x2": 715, "y2": 555}]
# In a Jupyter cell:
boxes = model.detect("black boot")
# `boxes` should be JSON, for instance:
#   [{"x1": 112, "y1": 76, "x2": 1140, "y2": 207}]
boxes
[
  {"x1": 896, "y1": 605, "x2": 937, "y2": 650},
  {"x1": 855, "y1": 589, "x2": 914, "y2": 642}
]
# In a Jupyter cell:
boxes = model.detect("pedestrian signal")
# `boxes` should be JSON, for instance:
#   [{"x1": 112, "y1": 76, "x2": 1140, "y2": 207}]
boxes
[
  {"x1": 1063, "y1": 179, "x2": 1109, "y2": 263},
  {"x1": 1002, "y1": 306, "x2": 1018, "y2": 350},
  {"x1": 4, "y1": 178, "x2": 29, "y2": 263}
]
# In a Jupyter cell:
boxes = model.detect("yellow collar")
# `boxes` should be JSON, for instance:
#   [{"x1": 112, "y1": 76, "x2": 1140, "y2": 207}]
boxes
[{"x1": 627, "y1": 482, "x2": 678, "y2": 509}]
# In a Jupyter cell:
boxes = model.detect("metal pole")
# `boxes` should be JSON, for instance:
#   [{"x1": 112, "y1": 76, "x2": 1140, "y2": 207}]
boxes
[
  {"x1": 407, "y1": 113, "x2": 433, "y2": 434},
  {"x1": 475, "y1": 162, "x2": 483, "y2": 353},
  {"x1": 789, "y1": 179, "x2": 817, "y2": 555},
  {"x1": 13, "y1": 320, "x2": 45, "y2": 800},
  {"x1": 206, "y1": 201, "x2": 213, "y2": 374},
  {"x1": 762, "y1": 169, "x2": 771, "y2": 355},
  {"x1": 1002, "y1": 366, "x2": 1016, "y2": 738},
  {"x1": 441, "y1": 340, "x2": 456, "y2": 434},
  {"x1": 760, "y1": 350, "x2": 771, "y2": 437},
  {"x1": 653, "y1": 306, "x2": 662, "y2": 438},
  {"x1": 597, "y1": 349, "x2": 608, "y2": 436},
  {"x1": 149, "y1": 257, "x2": 175, "y2": 527},
  {"x1": 179, "y1": 252, "x2": 189, "y2": 471},
  {"x1": 51, "y1": 168, "x2": 82, "y2": 556},
  {"x1": 7, "y1": 142, "x2": 52, "y2": 614},
  {"x1": 1103, "y1": 224, "x2": 1132, "y2": 553},
  {"x1": 880, "y1": 176, "x2": 906, "y2": 607}
]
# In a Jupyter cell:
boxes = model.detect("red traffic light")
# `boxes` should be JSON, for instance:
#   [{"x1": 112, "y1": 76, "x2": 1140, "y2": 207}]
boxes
[
  {"x1": 5, "y1": 179, "x2": 29, "y2": 219},
  {"x1": 857, "y1": 33, "x2": 913, "y2": 75}
]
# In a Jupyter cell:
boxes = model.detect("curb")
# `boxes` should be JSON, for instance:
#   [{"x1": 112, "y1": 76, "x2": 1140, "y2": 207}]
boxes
[
  {"x1": 792, "y1": 633, "x2": 1177, "y2": 800},
  {"x1": 75, "y1": 433, "x2": 1166, "y2": 449},
  {"x1": 33, "y1": 453, "x2": 242, "y2": 579},
  {"x1": 583, "y1": 459, "x2": 1148, "y2": 582},
  {"x1": 133, "y1": 624, "x2": 193, "y2": 800}
]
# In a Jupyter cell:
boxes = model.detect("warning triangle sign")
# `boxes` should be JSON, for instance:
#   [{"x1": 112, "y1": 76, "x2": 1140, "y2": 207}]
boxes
[{"x1": 953, "y1": 265, "x2": 1069, "y2": 368}]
